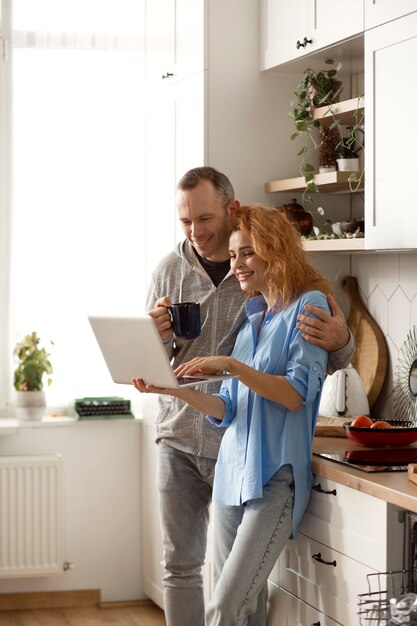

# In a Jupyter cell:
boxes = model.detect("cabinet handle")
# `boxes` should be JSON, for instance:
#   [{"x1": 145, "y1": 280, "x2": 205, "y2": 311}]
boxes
[
  {"x1": 312, "y1": 552, "x2": 337, "y2": 567},
  {"x1": 161, "y1": 72, "x2": 174, "y2": 79},
  {"x1": 296, "y1": 36, "x2": 312, "y2": 49},
  {"x1": 311, "y1": 622, "x2": 321, "y2": 626},
  {"x1": 312, "y1": 483, "x2": 337, "y2": 496}
]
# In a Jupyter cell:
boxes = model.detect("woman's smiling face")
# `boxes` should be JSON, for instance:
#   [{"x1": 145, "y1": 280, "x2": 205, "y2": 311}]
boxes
[{"x1": 229, "y1": 230, "x2": 269, "y2": 296}]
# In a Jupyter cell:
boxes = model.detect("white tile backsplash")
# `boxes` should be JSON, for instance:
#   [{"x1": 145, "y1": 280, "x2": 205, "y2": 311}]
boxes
[
  {"x1": 388, "y1": 287, "x2": 412, "y2": 350},
  {"x1": 323, "y1": 252, "x2": 417, "y2": 419},
  {"x1": 400, "y1": 254, "x2": 417, "y2": 300},
  {"x1": 368, "y1": 286, "x2": 389, "y2": 335},
  {"x1": 411, "y1": 297, "x2": 417, "y2": 328}
]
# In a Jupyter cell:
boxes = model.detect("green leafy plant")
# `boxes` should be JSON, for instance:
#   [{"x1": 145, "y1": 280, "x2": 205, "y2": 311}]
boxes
[
  {"x1": 13, "y1": 332, "x2": 53, "y2": 391},
  {"x1": 289, "y1": 60, "x2": 364, "y2": 201}
]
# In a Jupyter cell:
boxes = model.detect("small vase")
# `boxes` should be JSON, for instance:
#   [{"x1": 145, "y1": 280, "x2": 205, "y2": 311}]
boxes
[
  {"x1": 14, "y1": 390, "x2": 46, "y2": 421},
  {"x1": 319, "y1": 126, "x2": 339, "y2": 171}
]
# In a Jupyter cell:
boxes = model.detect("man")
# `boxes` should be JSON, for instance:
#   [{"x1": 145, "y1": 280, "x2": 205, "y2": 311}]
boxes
[{"x1": 146, "y1": 166, "x2": 354, "y2": 626}]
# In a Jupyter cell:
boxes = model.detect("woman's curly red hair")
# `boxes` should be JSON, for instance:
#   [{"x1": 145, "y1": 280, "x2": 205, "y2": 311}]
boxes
[{"x1": 230, "y1": 204, "x2": 332, "y2": 306}]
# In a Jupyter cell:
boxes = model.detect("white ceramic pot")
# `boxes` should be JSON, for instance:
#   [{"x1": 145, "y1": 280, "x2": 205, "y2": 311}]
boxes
[
  {"x1": 319, "y1": 364, "x2": 370, "y2": 418},
  {"x1": 336, "y1": 156, "x2": 360, "y2": 171},
  {"x1": 14, "y1": 390, "x2": 46, "y2": 421}
]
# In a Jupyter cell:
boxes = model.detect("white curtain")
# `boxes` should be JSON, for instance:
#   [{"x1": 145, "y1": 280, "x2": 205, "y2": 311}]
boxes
[{"x1": 6, "y1": 0, "x2": 147, "y2": 410}]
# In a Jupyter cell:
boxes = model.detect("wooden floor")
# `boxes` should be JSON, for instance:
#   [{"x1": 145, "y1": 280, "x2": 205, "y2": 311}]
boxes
[{"x1": 0, "y1": 603, "x2": 166, "y2": 626}]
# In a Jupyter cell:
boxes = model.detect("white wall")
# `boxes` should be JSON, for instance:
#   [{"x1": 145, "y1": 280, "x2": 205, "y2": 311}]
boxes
[{"x1": 0, "y1": 419, "x2": 143, "y2": 603}]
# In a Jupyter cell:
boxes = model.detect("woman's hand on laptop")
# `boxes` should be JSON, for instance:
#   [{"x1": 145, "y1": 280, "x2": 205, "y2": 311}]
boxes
[
  {"x1": 175, "y1": 356, "x2": 232, "y2": 378},
  {"x1": 147, "y1": 296, "x2": 173, "y2": 340}
]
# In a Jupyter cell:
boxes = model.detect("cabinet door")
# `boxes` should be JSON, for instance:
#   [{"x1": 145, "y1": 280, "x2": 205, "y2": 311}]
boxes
[
  {"x1": 307, "y1": 0, "x2": 364, "y2": 53},
  {"x1": 365, "y1": 0, "x2": 417, "y2": 29},
  {"x1": 364, "y1": 12, "x2": 417, "y2": 249},
  {"x1": 144, "y1": 71, "x2": 205, "y2": 277},
  {"x1": 260, "y1": 0, "x2": 306, "y2": 70},
  {"x1": 270, "y1": 533, "x2": 376, "y2": 626},
  {"x1": 301, "y1": 478, "x2": 403, "y2": 572},
  {"x1": 267, "y1": 584, "x2": 340, "y2": 626},
  {"x1": 260, "y1": 0, "x2": 363, "y2": 70},
  {"x1": 142, "y1": 417, "x2": 164, "y2": 609},
  {"x1": 145, "y1": 0, "x2": 205, "y2": 82}
]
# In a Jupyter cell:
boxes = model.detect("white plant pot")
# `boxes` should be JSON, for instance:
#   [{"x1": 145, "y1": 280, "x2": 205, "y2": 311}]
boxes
[{"x1": 14, "y1": 390, "x2": 46, "y2": 421}]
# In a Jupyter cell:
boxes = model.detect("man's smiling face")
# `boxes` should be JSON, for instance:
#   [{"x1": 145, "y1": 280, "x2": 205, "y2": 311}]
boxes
[{"x1": 176, "y1": 179, "x2": 232, "y2": 263}]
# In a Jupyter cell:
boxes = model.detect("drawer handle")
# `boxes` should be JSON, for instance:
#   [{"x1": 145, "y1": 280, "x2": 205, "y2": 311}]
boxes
[
  {"x1": 161, "y1": 72, "x2": 174, "y2": 79},
  {"x1": 296, "y1": 36, "x2": 312, "y2": 49},
  {"x1": 312, "y1": 552, "x2": 337, "y2": 567},
  {"x1": 312, "y1": 483, "x2": 336, "y2": 496},
  {"x1": 311, "y1": 623, "x2": 321, "y2": 626}
]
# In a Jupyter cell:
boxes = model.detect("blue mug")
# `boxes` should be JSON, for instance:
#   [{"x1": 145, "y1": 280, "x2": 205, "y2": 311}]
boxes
[{"x1": 168, "y1": 302, "x2": 201, "y2": 340}]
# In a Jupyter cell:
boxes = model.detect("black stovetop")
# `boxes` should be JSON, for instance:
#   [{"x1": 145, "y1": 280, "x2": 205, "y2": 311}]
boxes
[{"x1": 314, "y1": 447, "x2": 417, "y2": 472}]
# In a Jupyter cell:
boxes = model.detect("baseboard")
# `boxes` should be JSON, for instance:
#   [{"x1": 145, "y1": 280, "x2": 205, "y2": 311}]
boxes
[
  {"x1": 0, "y1": 589, "x2": 101, "y2": 611},
  {"x1": 98, "y1": 599, "x2": 159, "y2": 609}
]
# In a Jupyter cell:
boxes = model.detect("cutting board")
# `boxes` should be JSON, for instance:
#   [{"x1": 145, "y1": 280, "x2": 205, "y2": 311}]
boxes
[
  {"x1": 342, "y1": 276, "x2": 388, "y2": 407},
  {"x1": 315, "y1": 416, "x2": 346, "y2": 437}
]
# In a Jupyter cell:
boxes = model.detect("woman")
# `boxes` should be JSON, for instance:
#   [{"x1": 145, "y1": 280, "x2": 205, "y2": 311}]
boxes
[{"x1": 133, "y1": 204, "x2": 331, "y2": 626}]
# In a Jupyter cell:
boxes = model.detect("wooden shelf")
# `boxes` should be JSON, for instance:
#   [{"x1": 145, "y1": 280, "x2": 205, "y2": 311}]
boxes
[
  {"x1": 265, "y1": 171, "x2": 364, "y2": 193},
  {"x1": 302, "y1": 238, "x2": 365, "y2": 253},
  {"x1": 313, "y1": 96, "x2": 364, "y2": 126}
]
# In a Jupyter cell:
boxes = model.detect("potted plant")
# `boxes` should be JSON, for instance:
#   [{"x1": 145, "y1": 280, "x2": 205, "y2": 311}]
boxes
[
  {"x1": 13, "y1": 331, "x2": 53, "y2": 421},
  {"x1": 288, "y1": 59, "x2": 344, "y2": 200},
  {"x1": 288, "y1": 59, "x2": 363, "y2": 201}
]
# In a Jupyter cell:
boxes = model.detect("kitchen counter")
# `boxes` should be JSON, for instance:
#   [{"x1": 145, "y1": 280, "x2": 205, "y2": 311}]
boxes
[
  {"x1": 0, "y1": 418, "x2": 20, "y2": 435},
  {"x1": 312, "y1": 436, "x2": 417, "y2": 514}
]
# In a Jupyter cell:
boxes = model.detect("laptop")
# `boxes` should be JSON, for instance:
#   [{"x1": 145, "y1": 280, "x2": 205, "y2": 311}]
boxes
[{"x1": 88, "y1": 315, "x2": 237, "y2": 389}]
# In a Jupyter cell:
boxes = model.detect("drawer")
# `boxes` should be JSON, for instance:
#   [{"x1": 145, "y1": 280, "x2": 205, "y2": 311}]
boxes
[
  {"x1": 267, "y1": 582, "x2": 341, "y2": 626},
  {"x1": 269, "y1": 533, "x2": 376, "y2": 626},
  {"x1": 299, "y1": 477, "x2": 404, "y2": 571}
]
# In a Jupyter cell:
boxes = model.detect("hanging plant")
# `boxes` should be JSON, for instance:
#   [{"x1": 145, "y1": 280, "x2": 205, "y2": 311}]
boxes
[{"x1": 288, "y1": 59, "x2": 363, "y2": 205}]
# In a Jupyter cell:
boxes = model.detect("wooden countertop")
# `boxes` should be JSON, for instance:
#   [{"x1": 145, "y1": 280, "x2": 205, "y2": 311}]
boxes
[{"x1": 312, "y1": 436, "x2": 417, "y2": 514}]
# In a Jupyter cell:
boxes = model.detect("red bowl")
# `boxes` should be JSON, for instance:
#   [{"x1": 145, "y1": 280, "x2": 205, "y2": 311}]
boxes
[{"x1": 343, "y1": 420, "x2": 417, "y2": 447}]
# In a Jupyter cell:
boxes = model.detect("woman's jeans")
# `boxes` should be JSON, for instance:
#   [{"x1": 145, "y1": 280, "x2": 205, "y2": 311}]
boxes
[{"x1": 206, "y1": 464, "x2": 294, "y2": 626}]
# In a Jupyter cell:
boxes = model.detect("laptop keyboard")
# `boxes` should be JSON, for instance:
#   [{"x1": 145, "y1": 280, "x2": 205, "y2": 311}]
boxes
[{"x1": 177, "y1": 376, "x2": 211, "y2": 385}]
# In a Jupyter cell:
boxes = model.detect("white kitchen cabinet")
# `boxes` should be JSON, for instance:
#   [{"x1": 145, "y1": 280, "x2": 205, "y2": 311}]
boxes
[
  {"x1": 145, "y1": 0, "x2": 205, "y2": 83},
  {"x1": 144, "y1": 0, "x2": 206, "y2": 277},
  {"x1": 365, "y1": 0, "x2": 417, "y2": 30},
  {"x1": 267, "y1": 585, "x2": 340, "y2": 625},
  {"x1": 141, "y1": 412, "x2": 164, "y2": 609},
  {"x1": 260, "y1": 0, "x2": 364, "y2": 71},
  {"x1": 364, "y1": 11, "x2": 417, "y2": 249},
  {"x1": 267, "y1": 477, "x2": 404, "y2": 625},
  {"x1": 144, "y1": 70, "x2": 205, "y2": 277}
]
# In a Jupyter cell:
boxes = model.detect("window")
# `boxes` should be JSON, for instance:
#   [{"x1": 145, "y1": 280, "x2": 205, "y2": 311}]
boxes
[{"x1": 1, "y1": 0, "x2": 147, "y2": 412}]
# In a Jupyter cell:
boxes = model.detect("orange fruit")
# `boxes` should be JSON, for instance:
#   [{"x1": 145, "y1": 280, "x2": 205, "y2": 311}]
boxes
[
  {"x1": 350, "y1": 415, "x2": 373, "y2": 428},
  {"x1": 370, "y1": 420, "x2": 392, "y2": 429}
]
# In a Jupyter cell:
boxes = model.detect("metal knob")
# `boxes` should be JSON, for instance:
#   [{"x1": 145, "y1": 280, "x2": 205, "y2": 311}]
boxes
[{"x1": 296, "y1": 36, "x2": 312, "y2": 49}]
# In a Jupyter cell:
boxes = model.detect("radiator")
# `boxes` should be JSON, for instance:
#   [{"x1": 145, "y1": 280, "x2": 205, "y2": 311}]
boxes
[{"x1": 0, "y1": 454, "x2": 63, "y2": 578}]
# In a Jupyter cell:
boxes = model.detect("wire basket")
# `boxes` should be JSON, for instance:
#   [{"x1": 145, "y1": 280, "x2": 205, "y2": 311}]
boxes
[{"x1": 358, "y1": 570, "x2": 417, "y2": 625}]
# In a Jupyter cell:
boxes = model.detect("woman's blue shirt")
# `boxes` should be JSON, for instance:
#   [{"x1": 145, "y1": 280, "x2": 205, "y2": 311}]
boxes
[{"x1": 207, "y1": 290, "x2": 329, "y2": 536}]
